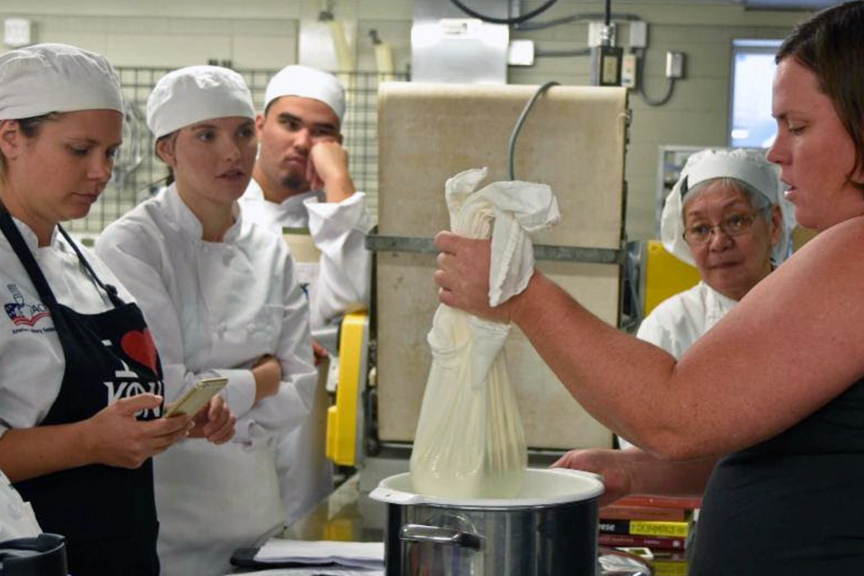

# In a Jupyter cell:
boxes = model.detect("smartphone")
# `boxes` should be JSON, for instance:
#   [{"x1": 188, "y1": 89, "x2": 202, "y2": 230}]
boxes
[{"x1": 163, "y1": 377, "x2": 228, "y2": 418}]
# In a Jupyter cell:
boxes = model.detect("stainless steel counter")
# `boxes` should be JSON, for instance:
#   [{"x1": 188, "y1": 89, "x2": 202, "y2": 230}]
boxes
[
  {"x1": 277, "y1": 468, "x2": 657, "y2": 576},
  {"x1": 282, "y1": 473, "x2": 385, "y2": 544}
]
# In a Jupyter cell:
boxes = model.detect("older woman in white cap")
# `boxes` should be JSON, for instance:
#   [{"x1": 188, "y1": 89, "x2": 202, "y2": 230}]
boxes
[
  {"x1": 0, "y1": 44, "x2": 210, "y2": 575},
  {"x1": 555, "y1": 148, "x2": 794, "y2": 501},
  {"x1": 640, "y1": 148, "x2": 794, "y2": 358},
  {"x1": 239, "y1": 64, "x2": 371, "y2": 525},
  {"x1": 96, "y1": 65, "x2": 317, "y2": 576}
]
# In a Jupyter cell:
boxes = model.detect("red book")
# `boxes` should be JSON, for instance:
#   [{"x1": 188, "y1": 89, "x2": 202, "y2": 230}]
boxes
[
  {"x1": 600, "y1": 504, "x2": 689, "y2": 521},
  {"x1": 598, "y1": 533, "x2": 688, "y2": 551},
  {"x1": 611, "y1": 495, "x2": 702, "y2": 510}
]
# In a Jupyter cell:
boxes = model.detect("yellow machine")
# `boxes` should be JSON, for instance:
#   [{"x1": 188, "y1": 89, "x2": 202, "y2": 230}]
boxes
[
  {"x1": 281, "y1": 227, "x2": 370, "y2": 470},
  {"x1": 326, "y1": 311, "x2": 369, "y2": 467},
  {"x1": 642, "y1": 240, "x2": 700, "y2": 316},
  {"x1": 642, "y1": 225, "x2": 820, "y2": 317}
]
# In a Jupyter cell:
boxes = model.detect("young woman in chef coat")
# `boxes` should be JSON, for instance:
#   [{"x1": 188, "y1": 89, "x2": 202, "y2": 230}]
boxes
[
  {"x1": 0, "y1": 44, "x2": 233, "y2": 576},
  {"x1": 96, "y1": 66, "x2": 318, "y2": 576}
]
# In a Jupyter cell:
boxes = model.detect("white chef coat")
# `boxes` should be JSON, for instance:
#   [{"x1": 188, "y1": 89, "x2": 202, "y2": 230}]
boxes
[
  {"x1": 238, "y1": 179, "x2": 370, "y2": 332},
  {"x1": 0, "y1": 468, "x2": 41, "y2": 542},
  {"x1": 636, "y1": 281, "x2": 737, "y2": 360},
  {"x1": 239, "y1": 178, "x2": 371, "y2": 526},
  {"x1": 96, "y1": 186, "x2": 318, "y2": 576},
  {"x1": 619, "y1": 281, "x2": 737, "y2": 450},
  {"x1": 0, "y1": 218, "x2": 139, "y2": 436},
  {"x1": 0, "y1": 470, "x2": 42, "y2": 542}
]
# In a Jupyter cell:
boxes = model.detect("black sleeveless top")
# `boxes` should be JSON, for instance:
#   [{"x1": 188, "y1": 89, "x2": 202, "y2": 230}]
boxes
[{"x1": 691, "y1": 377, "x2": 864, "y2": 574}]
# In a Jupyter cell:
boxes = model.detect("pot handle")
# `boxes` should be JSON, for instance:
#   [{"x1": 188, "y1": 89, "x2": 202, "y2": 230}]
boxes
[
  {"x1": 368, "y1": 486, "x2": 423, "y2": 505},
  {"x1": 399, "y1": 524, "x2": 482, "y2": 551}
]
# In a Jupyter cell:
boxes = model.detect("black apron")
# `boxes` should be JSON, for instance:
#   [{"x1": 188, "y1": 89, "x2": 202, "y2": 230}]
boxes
[{"x1": 1, "y1": 210, "x2": 165, "y2": 576}]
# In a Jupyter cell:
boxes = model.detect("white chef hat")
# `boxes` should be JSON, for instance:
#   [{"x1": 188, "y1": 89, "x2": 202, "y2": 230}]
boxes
[
  {"x1": 0, "y1": 43, "x2": 123, "y2": 120},
  {"x1": 263, "y1": 65, "x2": 345, "y2": 124},
  {"x1": 146, "y1": 65, "x2": 255, "y2": 139},
  {"x1": 661, "y1": 148, "x2": 796, "y2": 266}
]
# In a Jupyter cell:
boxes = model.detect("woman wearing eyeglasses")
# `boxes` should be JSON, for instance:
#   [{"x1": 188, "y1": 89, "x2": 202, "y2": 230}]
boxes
[
  {"x1": 556, "y1": 148, "x2": 795, "y2": 498},
  {"x1": 635, "y1": 148, "x2": 794, "y2": 361}
]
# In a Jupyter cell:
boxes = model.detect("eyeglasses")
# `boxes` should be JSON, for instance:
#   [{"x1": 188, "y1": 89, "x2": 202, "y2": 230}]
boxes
[{"x1": 682, "y1": 211, "x2": 764, "y2": 246}]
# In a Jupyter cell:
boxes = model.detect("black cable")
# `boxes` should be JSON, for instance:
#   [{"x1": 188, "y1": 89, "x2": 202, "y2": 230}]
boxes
[
  {"x1": 605, "y1": 0, "x2": 612, "y2": 26},
  {"x1": 507, "y1": 81, "x2": 560, "y2": 181},
  {"x1": 639, "y1": 79, "x2": 675, "y2": 107},
  {"x1": 516, "y1": 12, "x2": 641, "y2": 31},
  {"x1": 635, "y1": 50, "x2": 675, "y2": 106},
  {"x1": 535, "y1": 48, "x2": 591, "y2": 58},
  {"x1": 448, "y1": 0, "x2": 558, "y2": 25}
]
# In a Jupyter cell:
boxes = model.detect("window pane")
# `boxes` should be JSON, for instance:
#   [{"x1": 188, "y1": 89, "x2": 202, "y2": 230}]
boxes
[{"x1": 730, "y1": 40, "x2": 782, "y2": 149}]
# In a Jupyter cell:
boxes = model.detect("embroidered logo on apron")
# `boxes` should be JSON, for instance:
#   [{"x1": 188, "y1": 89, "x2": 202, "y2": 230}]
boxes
[{"x1": 3, "y1": 283, "x2": 50, "y2": 328}]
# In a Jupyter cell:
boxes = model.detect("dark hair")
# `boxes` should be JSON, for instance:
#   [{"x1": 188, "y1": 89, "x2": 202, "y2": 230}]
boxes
[
  {"x1": 777, "y1": 1, "x2": 864, "y2": 187},
  {"x1": 0, "y1": 113, "x2": 62, "y2": 183},
  {"x1": 15, "y1": 113, "x2": 62, "y2": 138},
  {"x1": 154, "y1": 132, "x2": 177, "y2": 186}
]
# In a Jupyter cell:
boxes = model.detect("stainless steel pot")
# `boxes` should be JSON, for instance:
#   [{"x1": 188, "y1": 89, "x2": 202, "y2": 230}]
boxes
[
  {"x1": 0, "y1": 534, "x2": 67, "y2": 576},
  {"x1": 370, "y1": 468, "x2": 605, "y2": 576}
]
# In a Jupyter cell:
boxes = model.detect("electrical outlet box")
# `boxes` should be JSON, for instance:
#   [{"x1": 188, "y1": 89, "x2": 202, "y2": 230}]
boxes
[
  {"x1": 665, "y1": 51, "x2": 685, "y2": 79},
  {"x1": 629, "y1": 21, "x2": 648, "y2": 49},
  {"x1": 508, "y1": 39, "x2": 535, "y2": 66},
  {"x1": 588, "y1": 21, "x2": 615, "y2": 48},
  {"x1": 621, "y1": 53, "x2": 637, "y2": 88},
  {"x1": 590, "y1": 45, "x2": 623, "y2": 87},
  {"x1": 4, "y1": 19, "x2": 31, "y2": 48}
]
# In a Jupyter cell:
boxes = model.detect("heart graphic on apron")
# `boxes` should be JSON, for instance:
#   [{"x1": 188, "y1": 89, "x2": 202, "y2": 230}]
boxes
[{"x1": 121, "y1": 328, "x2": 159, "y2": 373}]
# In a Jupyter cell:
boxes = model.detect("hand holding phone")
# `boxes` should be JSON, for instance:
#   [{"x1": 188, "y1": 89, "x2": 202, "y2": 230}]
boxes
[{"x1": 164, "y1": 377, "x2": 228, "y2": 418}]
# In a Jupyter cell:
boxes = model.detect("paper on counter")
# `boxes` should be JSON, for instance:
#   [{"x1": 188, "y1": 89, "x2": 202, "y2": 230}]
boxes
[
  {"x1": 0, "y1": 469, "x2": 42, "y2": 540},
  {"x1": 254, "y1": 539, "x2": 384, "y2": 570},
  {"x1": 225, "y1": 568, "x2": 383, "y2": 576}
]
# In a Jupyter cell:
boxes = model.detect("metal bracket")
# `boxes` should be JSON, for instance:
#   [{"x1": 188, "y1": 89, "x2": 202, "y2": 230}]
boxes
[{"x1": 366, "y1": 233, "x2": 623, "y2": 265}]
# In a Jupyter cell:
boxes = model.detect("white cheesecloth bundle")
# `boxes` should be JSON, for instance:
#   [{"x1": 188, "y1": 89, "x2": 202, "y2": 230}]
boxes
[{"x1": 409, "y1": 167, "x2": 561, "y2": 498}]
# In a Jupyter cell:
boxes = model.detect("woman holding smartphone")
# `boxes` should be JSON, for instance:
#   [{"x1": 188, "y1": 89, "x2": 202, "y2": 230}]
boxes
[
  {"x1": 0, "y1": 44, "x2": 232, "y2": 576},
  {"x1": 96, "y1": 65, "x2": 318, "y2": 576}
]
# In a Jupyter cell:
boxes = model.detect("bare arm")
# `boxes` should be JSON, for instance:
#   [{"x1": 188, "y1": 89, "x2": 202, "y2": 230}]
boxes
[
  {"x1": 553, "y1": 447, "x2": 716, "y2": 506},
  {"x1": 0, "y1": 394, "x2": 191, "y2": 482},
  {"x1": 251, "y1": 354, "x2": 282, "y2": 404},
  {"x1": 435, "y1": 217, "x2": 864, "y2": 459}
]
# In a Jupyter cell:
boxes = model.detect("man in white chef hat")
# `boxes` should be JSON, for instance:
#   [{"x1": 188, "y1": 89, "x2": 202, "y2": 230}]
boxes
[{"x1": 239, "y1": 65, "x2": 371, "y2": 527}]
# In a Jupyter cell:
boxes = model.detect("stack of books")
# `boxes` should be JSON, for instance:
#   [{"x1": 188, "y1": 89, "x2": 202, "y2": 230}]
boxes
[
  {"x1": 649, "y1": 551, "x2": 689, "y2": 576},
  {"x1": 597, "y1": 495, "x2": 700, "y2": 553}
]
